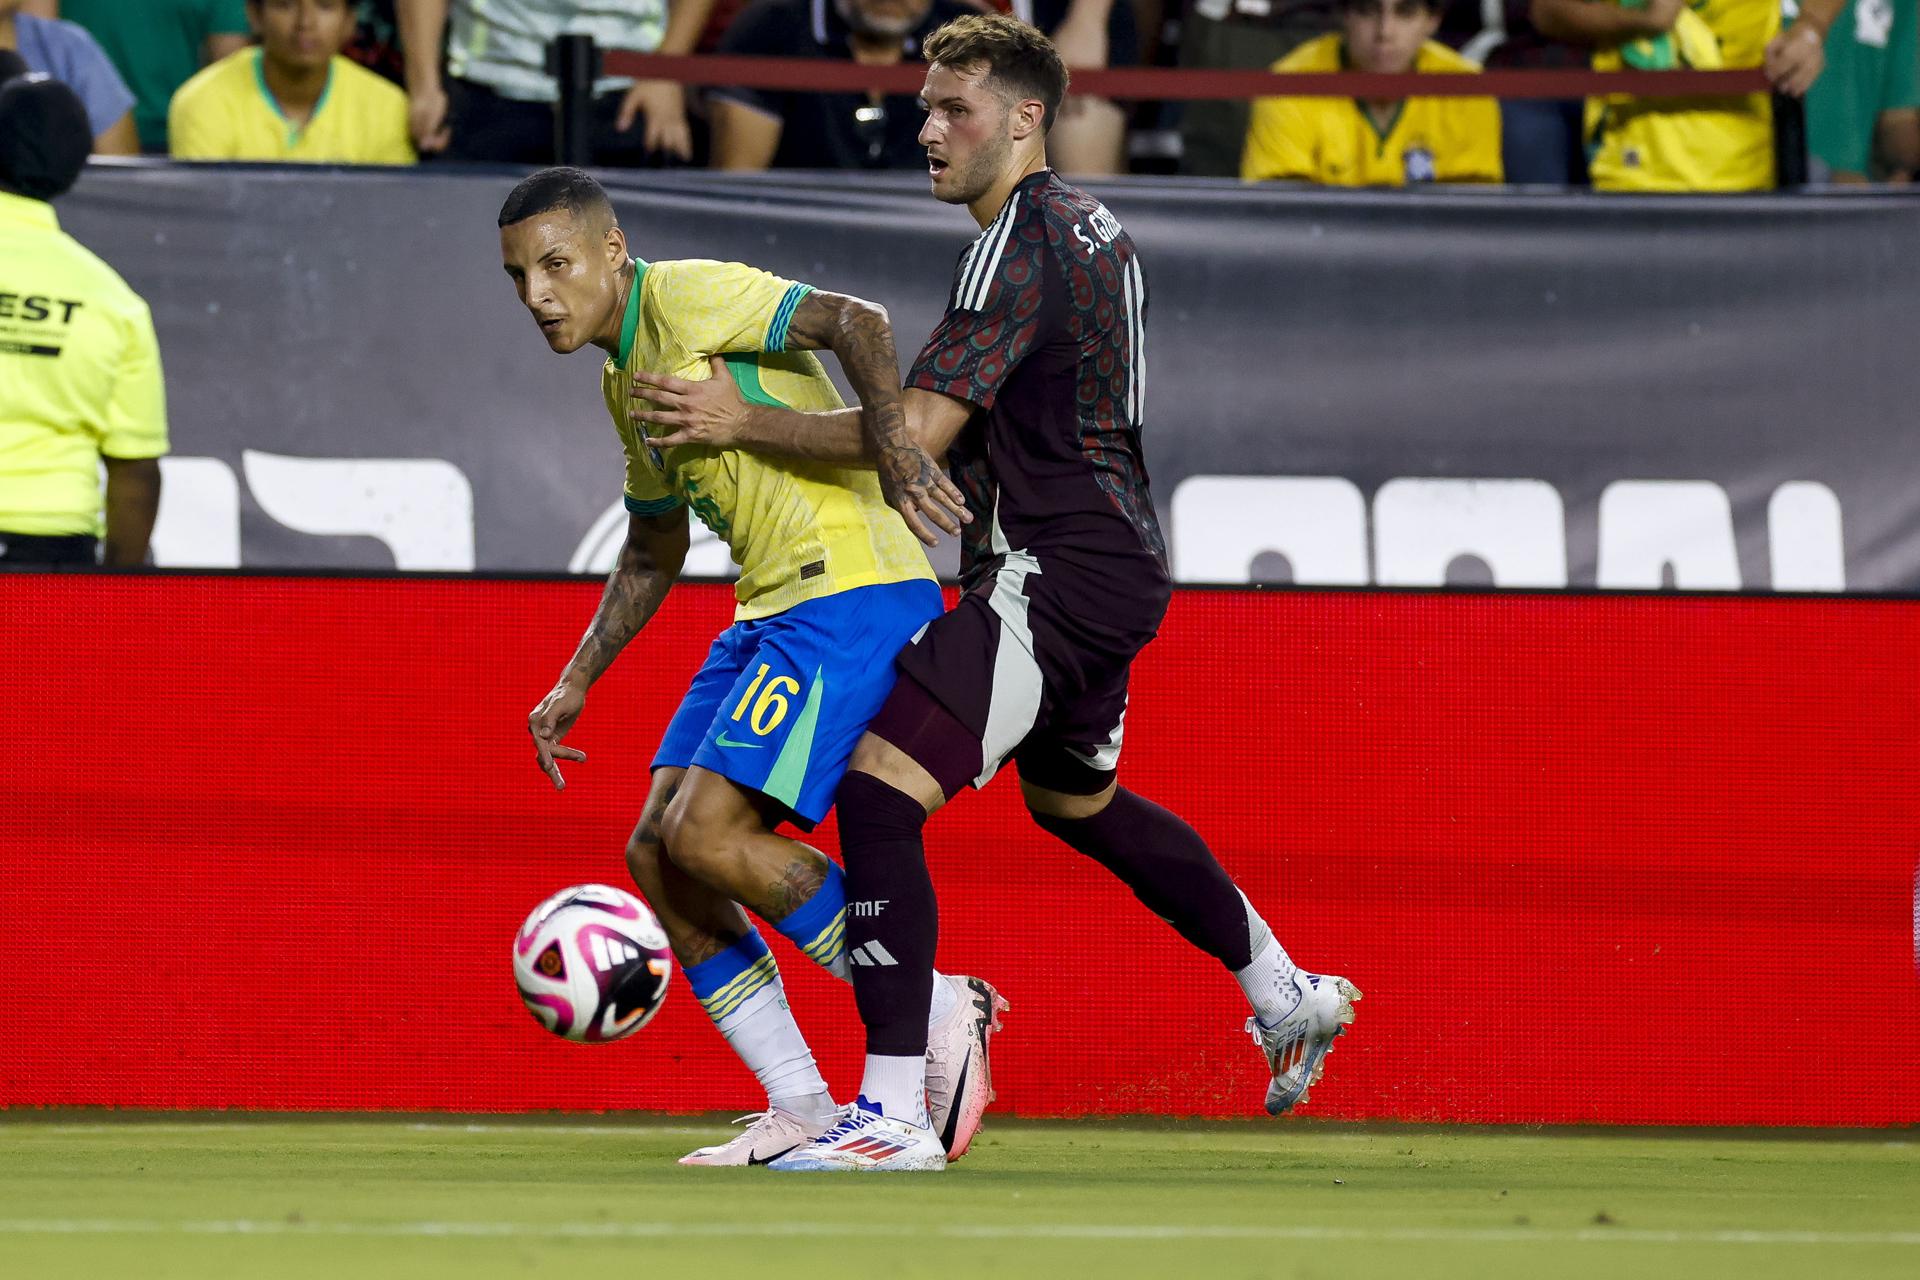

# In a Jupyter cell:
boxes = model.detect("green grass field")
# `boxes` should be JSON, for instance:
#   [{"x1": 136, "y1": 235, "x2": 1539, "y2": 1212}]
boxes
[{"x1": 1, "y1": 1116, "x2": 1915, "y2": 1279}]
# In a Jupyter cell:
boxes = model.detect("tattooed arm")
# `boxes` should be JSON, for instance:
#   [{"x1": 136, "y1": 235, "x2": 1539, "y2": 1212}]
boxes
[
  {"x1": 627, "y1": 290, "x2": 971, "y2": 544},
  {"x1": 528, "y1": 509, "x2": 689, "y2": 789},
  {"x1": 787, "y1": 291, "x2": 973, "y2": 544}
]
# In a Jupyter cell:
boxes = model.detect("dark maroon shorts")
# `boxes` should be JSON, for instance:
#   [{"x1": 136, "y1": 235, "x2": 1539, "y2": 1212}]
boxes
[{"x1": 868, "y1": 551, "x2": 1153, "y2": 799}]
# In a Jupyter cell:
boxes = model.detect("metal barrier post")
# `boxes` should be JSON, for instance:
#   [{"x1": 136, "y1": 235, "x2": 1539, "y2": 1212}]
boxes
[
  {"x1": 549, "y1": 35, "x2": 599, "y2": 167},
  {"x1": 1772, "y1": 91, "x2": 1809, "y2": 190}
]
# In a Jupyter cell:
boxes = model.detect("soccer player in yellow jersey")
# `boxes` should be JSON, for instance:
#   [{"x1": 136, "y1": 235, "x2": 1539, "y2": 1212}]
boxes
[
  {"x1": 169, "y1": 0, "x2": 413, "y2": 164},
  {"x1": 1242, "y1": 0, "x2": 1501, "y2": 186},
  {"x1": 499, "y1": 168, "x2": 1003, "y2": 1168}
]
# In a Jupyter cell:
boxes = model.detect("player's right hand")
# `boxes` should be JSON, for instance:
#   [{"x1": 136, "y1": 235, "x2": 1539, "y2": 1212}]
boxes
[
  {"x1": 529, "y1": 682, "x2": 589, "y2": 790},
  {"x1": 409, "y1": 84, "x2": 452, "y2": 154},
  {"x1": 880, "y1": 441, "x2": 971, "y2": 547}
]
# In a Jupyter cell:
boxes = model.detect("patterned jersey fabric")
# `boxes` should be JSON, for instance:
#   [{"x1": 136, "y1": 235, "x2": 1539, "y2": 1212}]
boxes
[{"x1": 907, "y1": 169, "x2": 1170, "y2": 640}]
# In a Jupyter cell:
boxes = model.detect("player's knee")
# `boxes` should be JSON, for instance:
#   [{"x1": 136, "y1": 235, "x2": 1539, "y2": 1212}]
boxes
[
  {"x1": 837, "y1": 770, "x2": 931, "y2": 842},
  {"x1": 1022, "y1": 779, "x2": 1117, "y2": 822},
  {"x1": 658, "y1": 785, "x2": 743, "y2": 879}
]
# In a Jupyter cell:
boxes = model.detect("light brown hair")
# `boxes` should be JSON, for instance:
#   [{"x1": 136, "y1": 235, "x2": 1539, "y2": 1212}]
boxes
[{"x1": 922, "y1": 15, "x2": 1069, "y2": 134}]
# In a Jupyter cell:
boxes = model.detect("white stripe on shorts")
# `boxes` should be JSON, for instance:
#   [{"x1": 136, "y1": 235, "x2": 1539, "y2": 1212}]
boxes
[
  {"x1": 972, "y1": 551, "x2": 1044, "y2": 788},
  {"x1": 1069, "y1": 695, "x2": 1128, "y2": 774}
]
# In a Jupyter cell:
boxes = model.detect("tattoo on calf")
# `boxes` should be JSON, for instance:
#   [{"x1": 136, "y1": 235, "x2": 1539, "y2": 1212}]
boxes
[
  {"x1": 678, "y1": 933, "x2": 732, "y2": 967},
  {"x1": 765, "y1": 855, "x2": 828, "y2": 922},
  {"x1": 631, "y1": 781, "x2": 680, "y2": 854}
]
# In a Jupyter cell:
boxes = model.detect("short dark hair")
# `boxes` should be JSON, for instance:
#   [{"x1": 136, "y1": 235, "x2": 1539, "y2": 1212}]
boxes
[
  {"x1": 923, "y1": 15, "x2": 1068, "y2": 134},
  {"x1": 497, "y1": 166, "x2": 614, "y2": 229},
  {"x1": 0, "y1": 73, "x2": 93, "y2": 202}
]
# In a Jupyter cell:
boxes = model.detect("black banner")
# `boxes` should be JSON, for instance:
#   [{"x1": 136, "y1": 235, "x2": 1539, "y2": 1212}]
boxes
[{"x1": 57, "y1": 165, "x2": 1920, "y2": 591}]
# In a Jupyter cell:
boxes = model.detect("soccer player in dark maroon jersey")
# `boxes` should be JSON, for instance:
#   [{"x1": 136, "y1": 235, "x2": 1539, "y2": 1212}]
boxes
[{"x1": 630, "y1": 15, "x2": 1358, "y2": 1171}]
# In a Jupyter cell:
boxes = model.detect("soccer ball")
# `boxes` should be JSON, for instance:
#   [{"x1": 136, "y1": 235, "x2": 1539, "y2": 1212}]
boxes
[{"x1": 513, "y1": 884, "x2": 673, "y2": 1042}]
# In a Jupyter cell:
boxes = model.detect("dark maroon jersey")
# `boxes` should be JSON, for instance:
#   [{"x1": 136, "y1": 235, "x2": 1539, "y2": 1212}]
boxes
[{"x1": 908, "y1": 170, "x2": 1171, "y2": 648}]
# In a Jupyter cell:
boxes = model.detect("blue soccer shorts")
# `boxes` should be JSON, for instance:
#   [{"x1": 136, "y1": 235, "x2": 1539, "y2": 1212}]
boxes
[{"x1": 652, "y1": 579, "x2": 944, "y2": 828}]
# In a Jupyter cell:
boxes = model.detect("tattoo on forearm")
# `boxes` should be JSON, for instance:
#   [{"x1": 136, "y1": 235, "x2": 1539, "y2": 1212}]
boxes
[
  {"x1": 794, "y1": 292, "x2": 909, "y2": 456},
  {"x1": 837, "y1": 301, "x2": 912, "y2": 455},
  {"x1": 569, "y1": 540, "x2": 672, "y2": 686}
]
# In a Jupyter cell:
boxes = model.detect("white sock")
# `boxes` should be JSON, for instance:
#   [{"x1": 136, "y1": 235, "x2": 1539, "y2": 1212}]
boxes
[
  {"x1": 1233, "y1": 897, "x2": 1301, "y2": 1028},
  {"x1": 857, "y1": 1053, "x2": 928, "y2": 1125},
  {"x1": 714, "y1": 982, "x2": 834, "y2": 1121}
]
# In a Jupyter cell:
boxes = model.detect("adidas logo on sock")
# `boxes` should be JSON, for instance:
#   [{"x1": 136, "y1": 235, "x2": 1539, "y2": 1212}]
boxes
[{"x1": 848, "y1": 941, "x2": 899, "y2": 967}]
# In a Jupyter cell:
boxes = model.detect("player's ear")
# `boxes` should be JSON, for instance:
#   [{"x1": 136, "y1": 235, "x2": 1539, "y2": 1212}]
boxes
[
  {"x1": 1012, "y1": 97, "x2": 1045, "y2": 143},
  {"x1": 606, "y1": 223, "x2": 628, "y2": 267}
]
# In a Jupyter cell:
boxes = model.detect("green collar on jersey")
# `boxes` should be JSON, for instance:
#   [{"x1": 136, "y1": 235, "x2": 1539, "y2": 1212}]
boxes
[
  {"x1": 616, "y1": 257, "x2": 649, "y2": 367},
  {"x1": 253, "y1": 48, "x2": 333, "y2": 144}
]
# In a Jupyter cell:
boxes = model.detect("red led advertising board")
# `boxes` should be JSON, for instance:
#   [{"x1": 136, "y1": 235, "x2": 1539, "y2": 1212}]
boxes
[{"x1": 2, "y1": 575, "x2": 1914, "y2": 1124}]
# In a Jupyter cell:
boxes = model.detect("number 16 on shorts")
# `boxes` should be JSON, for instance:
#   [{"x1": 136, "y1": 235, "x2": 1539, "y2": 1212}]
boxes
[{"x1": 721, "y1": 663, "x2": 800, "y2": 745}]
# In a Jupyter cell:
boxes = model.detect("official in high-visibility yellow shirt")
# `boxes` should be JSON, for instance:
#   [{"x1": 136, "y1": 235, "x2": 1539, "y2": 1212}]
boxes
[
  {"x1": 1242, "y1": 0, "x2": 1503, "y2": 186},
  {"x1": 168, "y1": 0, "x2": 414, "y2": 164},
  {"x1": 0, "y1": 68, "x2": 166, "y2": 566}
]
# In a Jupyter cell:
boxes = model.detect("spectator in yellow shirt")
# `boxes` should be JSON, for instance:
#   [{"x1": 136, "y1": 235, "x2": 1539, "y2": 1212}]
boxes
[
  {"x1": 169, "y1": 0, "x2": 415, "y2": 163},
  {"x1": 1242, "y1": 0, "x2": 1503, "y2": 186},
  {"x1": 1534, "y1": 0, "x2": 1844, "y2": 191}
]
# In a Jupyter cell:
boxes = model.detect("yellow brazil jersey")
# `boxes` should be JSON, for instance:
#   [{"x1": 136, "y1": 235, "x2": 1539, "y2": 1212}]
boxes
[
  {"x1": 602, "y1": 257, "x2": 935, "y2": 622},
  {"x1": 1242, "y1": 36, "x2": 1502, "y2": 186},
  {"x1": 1588, "y1": 0, "x2": 1779, "y2": 192},
  {"x1": 0, "y1": 192, "x2": 168, "y2": 537},
  {"x1": 168, "y1": 49, "x2": 416, "y2": 165}
]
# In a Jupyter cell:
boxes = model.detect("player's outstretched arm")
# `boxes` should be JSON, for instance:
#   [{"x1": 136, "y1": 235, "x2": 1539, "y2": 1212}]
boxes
[{"x1": 528, "y1": 510, "x2": 689, "y2": 790}]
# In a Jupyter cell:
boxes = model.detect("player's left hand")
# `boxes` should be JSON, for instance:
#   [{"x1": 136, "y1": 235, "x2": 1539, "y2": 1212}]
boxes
[
  {"x1": 617, "y1": 80, "x2": 694, "y2": 161},
  {"x1": 1764, "y1": 21, "x2": 1826, "y2": 98},
  {"x1": 631, "y1": 356, "x2": 747, "y2": 449}
]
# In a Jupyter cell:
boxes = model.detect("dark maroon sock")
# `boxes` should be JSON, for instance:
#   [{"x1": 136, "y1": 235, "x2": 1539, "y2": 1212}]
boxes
[
  {"x1": 1032, "y1": 788, "x2": 1256, "y2": 970},
  {"x1": 836, "y1": 771, "x2": 940, "y2": 1057}
]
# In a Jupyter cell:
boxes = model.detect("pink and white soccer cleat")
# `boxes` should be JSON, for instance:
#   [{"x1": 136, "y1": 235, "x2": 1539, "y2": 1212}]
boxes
[
  {"x1": 924, "y1": 975, "x2": 1007, "y2": 1161},
  {"x1": 677, "y1": 1108, "x2": 832, "y2": 1167}
]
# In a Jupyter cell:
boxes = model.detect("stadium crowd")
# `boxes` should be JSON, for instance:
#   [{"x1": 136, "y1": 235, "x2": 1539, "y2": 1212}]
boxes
[{"x1": 0, "y1": 0, "x2": 1914, "y2": 187}]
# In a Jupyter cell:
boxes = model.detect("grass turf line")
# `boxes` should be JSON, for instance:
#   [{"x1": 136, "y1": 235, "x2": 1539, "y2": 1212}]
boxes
[{"x1": 0, "y1": 1118, "x2": 1915, "y2": 1279}]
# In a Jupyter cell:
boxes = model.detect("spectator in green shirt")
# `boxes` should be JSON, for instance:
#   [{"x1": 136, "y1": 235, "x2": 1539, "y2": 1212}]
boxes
[
  {"x1": 1804, "y1": 0, "x2": 1920, "y2": 181},
  {"x1": 60, "y1": 0, "x2": 253, "y2": 152}
]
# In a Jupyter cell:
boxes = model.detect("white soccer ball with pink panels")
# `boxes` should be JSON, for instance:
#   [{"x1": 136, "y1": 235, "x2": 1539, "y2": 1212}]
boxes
[{"x1": 513, "y1": 884, "x2": 673, "y2": 1042}]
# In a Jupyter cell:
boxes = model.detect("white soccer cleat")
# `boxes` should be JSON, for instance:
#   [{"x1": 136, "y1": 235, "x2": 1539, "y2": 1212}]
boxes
[
  {"x1": 677, "y1": 1108, "x2": 832, "y2": 1167},
  {"x1": 924, "y1": 975, "x2": 1008, "y2": 1161},
  {"x1": 766, "y1": 1097, "x2": 948, "y2": 1173},
  {"x1": 1248, "y1": 971, "x2": 1361, "y2": 1115}
]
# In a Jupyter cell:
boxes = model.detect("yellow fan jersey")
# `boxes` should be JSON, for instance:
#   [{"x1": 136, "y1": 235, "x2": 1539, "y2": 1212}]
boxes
[
  {"x1": 603, "y1": 258, "x2": 935, "y2": 621},
  {"x1": 1587, "y1": 0, "x2": 1779, "y2": 192},
  {"x1": 1242, "y1": 36, "x2": 1502, "y2": 186},
  {"x1": 168, "y1": 49, "x2": 416, "y2": 165}
]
